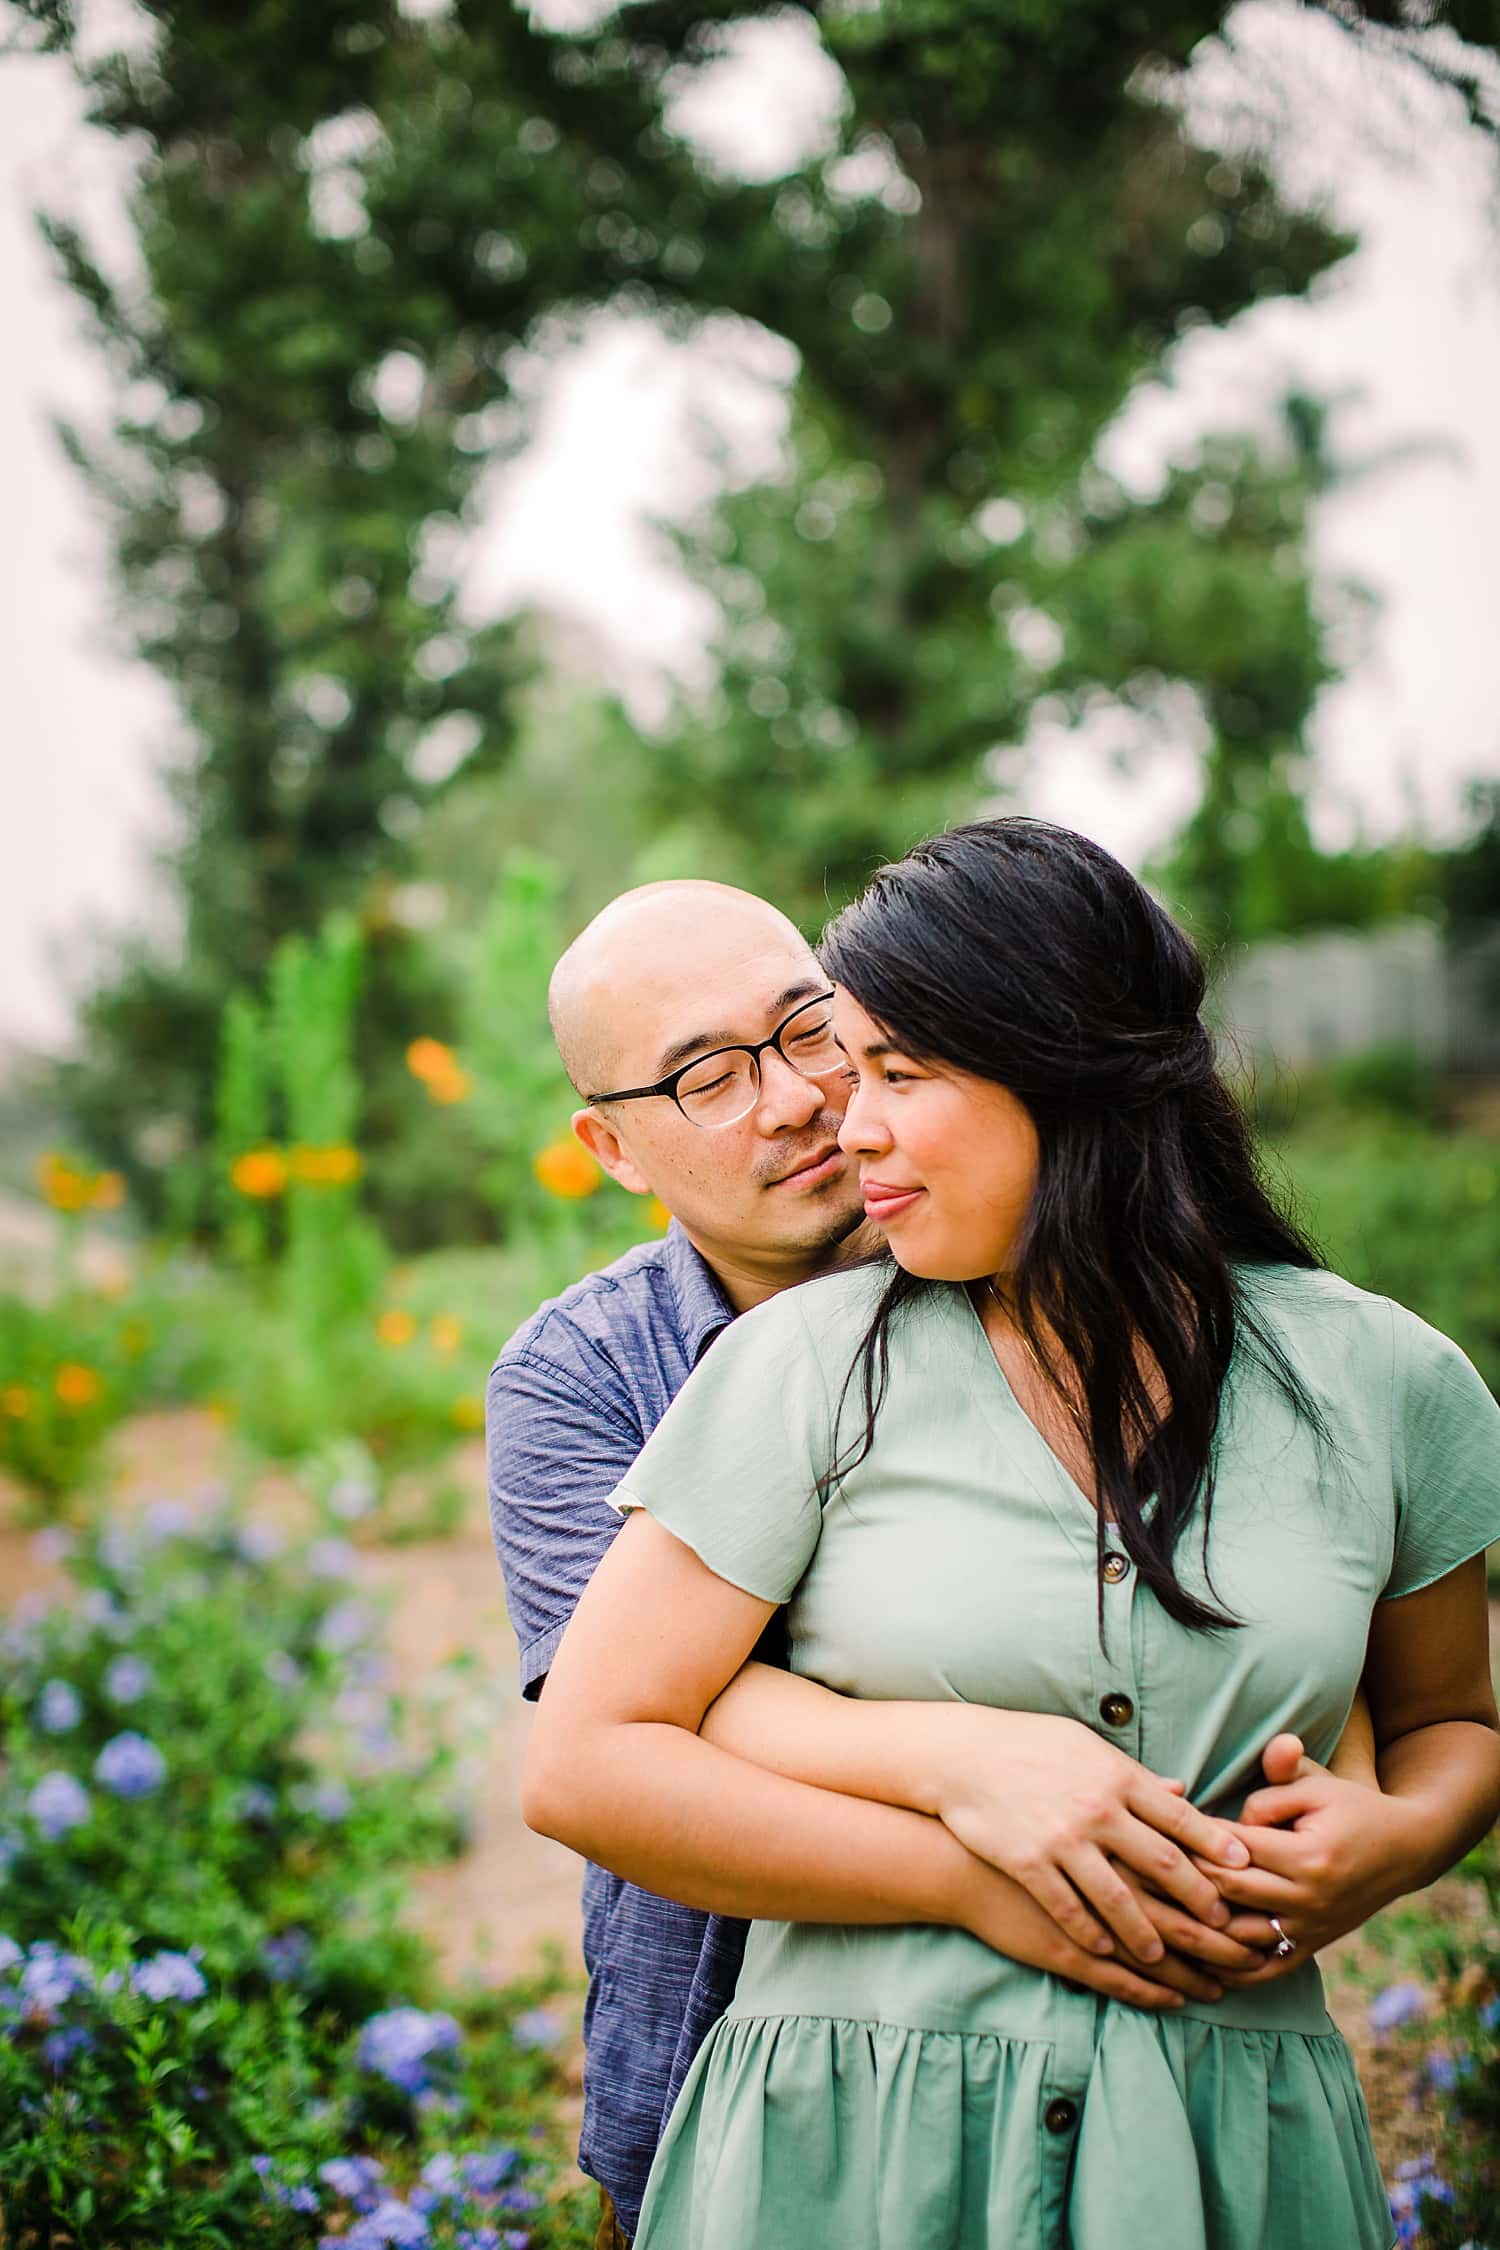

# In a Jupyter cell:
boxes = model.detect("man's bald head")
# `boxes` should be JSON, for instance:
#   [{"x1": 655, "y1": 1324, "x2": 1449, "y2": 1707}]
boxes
[{"x1": 548, "y1": 881, "x2": 811, "y2": 1096}]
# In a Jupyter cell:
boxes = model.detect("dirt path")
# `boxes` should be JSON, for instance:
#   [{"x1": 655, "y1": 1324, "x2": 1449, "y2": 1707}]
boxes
[{"x1": 3, "y1": 1404, "x2": 1489, "y2": 2177}]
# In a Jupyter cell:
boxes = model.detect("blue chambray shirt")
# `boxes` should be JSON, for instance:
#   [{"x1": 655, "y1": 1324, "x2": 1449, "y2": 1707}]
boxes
[{"x1": 487, "y1": 1220, "x2": 772, "y2": 2239}]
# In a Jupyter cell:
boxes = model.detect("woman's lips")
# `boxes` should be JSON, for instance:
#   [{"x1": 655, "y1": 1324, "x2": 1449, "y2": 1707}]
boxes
[{"x1": 861, "y1": 1181, "x2": 924, "y2": 1223}]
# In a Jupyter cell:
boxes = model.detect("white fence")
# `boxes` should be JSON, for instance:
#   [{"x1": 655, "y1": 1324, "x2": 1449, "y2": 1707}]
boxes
[{"x1": 1207, "y1": 920, "x2": 1500, "y2": 1072}]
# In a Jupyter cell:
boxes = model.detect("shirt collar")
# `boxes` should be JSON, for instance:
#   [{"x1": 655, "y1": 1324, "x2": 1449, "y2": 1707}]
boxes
[{"x1": 662, "y1": 1217, "x2": 736, "y2": 1364}]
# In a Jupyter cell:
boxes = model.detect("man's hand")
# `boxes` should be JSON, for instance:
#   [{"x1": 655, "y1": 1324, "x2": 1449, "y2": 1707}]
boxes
[
  {"x1": 934, "y1": 1708, "x2": 1251, "y2": 1963},
  {"x1": 1205, "y1": 1733, "x2": 1426, "y2": 1985}
]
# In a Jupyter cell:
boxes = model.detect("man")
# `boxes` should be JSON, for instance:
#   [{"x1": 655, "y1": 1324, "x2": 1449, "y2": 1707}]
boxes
[
  {"x1": 488, "y1": 881, "x2": 879, "y2": 2246},
  {"x1": 487, "y1": 879, "x2": 1383, "y2": 2248}
]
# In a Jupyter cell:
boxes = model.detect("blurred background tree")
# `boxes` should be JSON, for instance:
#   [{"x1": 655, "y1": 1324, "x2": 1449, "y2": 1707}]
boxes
[{"x1": 10, "y1": 0, "x2": 1499, "y2": 1240}]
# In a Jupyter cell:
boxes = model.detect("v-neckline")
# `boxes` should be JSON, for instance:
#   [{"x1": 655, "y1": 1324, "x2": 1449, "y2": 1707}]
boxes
[{"x1": 955, "y1": 1282, "x2": 1102, "y2": 1520}]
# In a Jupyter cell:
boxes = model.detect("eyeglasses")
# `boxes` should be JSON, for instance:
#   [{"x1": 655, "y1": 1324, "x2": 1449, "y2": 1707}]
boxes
[{"x1": 585, "y1": 992, "x2": 848, "y2": 1130}]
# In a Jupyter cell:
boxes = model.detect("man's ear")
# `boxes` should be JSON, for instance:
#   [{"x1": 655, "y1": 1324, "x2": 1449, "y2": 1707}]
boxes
[{"x1": 572, "y1": 1106, "x2": 652, "y2": 1197}]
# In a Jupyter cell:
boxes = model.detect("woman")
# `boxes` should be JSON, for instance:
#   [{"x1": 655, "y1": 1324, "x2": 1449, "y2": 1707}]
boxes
[{"x1": 527, "y1": 820, "x2": 1500, "y2": 2250}]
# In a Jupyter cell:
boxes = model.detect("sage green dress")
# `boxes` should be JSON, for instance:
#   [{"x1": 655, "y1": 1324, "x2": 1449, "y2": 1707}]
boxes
[{"x1": 611, "y1": 1261, "x2": 1500, "y2": 2250}]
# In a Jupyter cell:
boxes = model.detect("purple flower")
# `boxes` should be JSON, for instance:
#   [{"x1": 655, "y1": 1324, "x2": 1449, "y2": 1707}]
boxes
[
  {"x1": 308, "y1": 1538, "x2": 357, "y2": 1578},
  {"x1": 236, "y1": 1781, "x2": 278, "y2": 1824},
  {"x1": 95, "y1": 1732, "x2": 167, "y2": 1798},
  {"x1": 131, "y1": 1950, "x2": 206, "y2": 2002},
  {"x1": 79, "y1": 1589, "x2": 132, "y2": 1639},
  {"x1": 1481, "y1": 1995, "x2": 1500, "y2": 2033},
  {"x1": 457, "y1": 2232, "x2": 501, "y2": 2250},
  {"x1": 355, "y1": 2006, "x2": 462, "y2": 2094},
  {"x1": 30, "y1": 1527, "x2": 75, "y2": 1566},
  {"x1": 345, "y1": 2199, "x2": 430, "y2": 2248},
  {"x1": 104, "y1": 1655, "x2": 154, "y2": 1705},
  {"x1": 36, "y1": 1680, "x2": 82, "y2": 1734},
  {"x1": 419, "y1": 2152, "x2": 460, "y2": 2194},
  {"x1": 510, "y1": 2007, "x2": 561, "y2": 2053},
  {"x1": 263, "y1": 1650, "x2": 304, "y2": 1689},
  {"x1": 252, "y1": 2154, "x2": 320, "y2": 2212},
  {"x1": 496, "y1": 2187, "x2": 540, "y2": 2215},
  {"x1": 42, "y1": 2024, "x2": 94, "y2": 2070},
  {"x1": 261, "y1": 1928, "x2": 312, "y2": 1983},
  {"x1": 143, "y1": 1499, "x2": 196, "y2": 1542},
  {"x1": 291, "y1": 1778, "x2": 352, "y2": 1821},
  {"x1": 0, "y1": 1935, "x2": 22, "y2": 1977},
  {"x1": 319, "y1": 2155, "x2": 385, "y2": 2210},
  {"x1": 238, "y1": 1521, "x2": 284, "y2": 1564},
  {"x1": 318, "y1": 1601, "x2": 371, "y2": 1653},
  {"x1": 1368, "y1": 1981, "x2": 1426, "y2": 2036},
  {"x1": 459, "y1": 2150, "x2": 519, "y2": 2195},
  {"x1": 1422, "y1": 2047, "x2": 1460, "y2": 2092},
  {"x1": 27, "y1": 1770, "x2": 92, "y2": 1839},
  {"x1": 21, "y1": 1945, "x2": 93, "y2": 2017}
]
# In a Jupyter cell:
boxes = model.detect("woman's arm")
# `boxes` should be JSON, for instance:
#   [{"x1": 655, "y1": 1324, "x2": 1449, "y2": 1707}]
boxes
[
  {"x1": 1208, "y1": 1556, "x2": 1500, "y2": 1977},
  {"x1": 700, "y1": 1662, "x2": 1250, "y2": 1961},
  {"x1": 524, "y1": 1510, "x2": 1235, "y2": 2008}
]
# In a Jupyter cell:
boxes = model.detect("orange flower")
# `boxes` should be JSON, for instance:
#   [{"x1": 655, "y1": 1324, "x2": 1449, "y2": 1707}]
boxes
[
  {"x1": 36, "y1": 1152, "x2": 89, "y2": 1213},
  {"x1": 290, "y1": 1143, "x2": 363, "y2": 1187},
  {"x1": 55, "y1": 1363, "x2": 102, "y2": 1411},
  {"x1": 1, "y1": 1383, "x2": 31, "y2": 1419},
  {"x1": 451, "y1": 1395, "x2": 484, "y2": 1432},
  {"x1": 406, "y1": 1037, "x2": 456, "y2": 1083},
  {"x1": 427, "y1": 1064, "x2": 471, "y2": 1105},
  {"x1": 647, "y1": 1198, "x2": 672, "y2": 1232},
  {"x1": 533, "y1": 1138, "x2": 601, "y2": 1200},
  {"x1": 376, "y1": 1309, "x2": 417, "y2": 1349},
  {"x1": 90, "y1": 1171, "x2": 125, "y2": 1210},
  {"x1": 429, "y1": 1314, "x2": 463, "y2": 1355},
  {"x1": 230, "y1": 1146, "x2": 288, "y2": 1199}
]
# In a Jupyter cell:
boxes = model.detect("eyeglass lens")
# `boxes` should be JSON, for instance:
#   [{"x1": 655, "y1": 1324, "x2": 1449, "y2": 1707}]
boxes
[{"x1": 676, "y1": 999, "x2": 846, "y2": 1126}]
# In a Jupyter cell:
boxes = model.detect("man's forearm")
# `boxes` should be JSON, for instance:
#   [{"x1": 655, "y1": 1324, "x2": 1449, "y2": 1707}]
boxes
[{"x1": 1376, "y1": 1719, "x2": 1500, "y2": 1892}]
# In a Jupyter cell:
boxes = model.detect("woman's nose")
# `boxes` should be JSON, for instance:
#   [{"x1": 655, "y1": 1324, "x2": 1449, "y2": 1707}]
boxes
[{"x1": 837, "y1": 1083, "x2": 888, "y2": 1156}]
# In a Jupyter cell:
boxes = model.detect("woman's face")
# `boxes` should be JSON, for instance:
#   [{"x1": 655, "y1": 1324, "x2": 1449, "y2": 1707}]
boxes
[{"x1": 833, "y1": 989, "x2": 1040, "y2": 1282}]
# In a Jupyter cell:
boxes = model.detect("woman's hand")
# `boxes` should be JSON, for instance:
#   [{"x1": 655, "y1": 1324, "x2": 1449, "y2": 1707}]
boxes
[
  {"x1": 1202, "y1": 1734, "x2": 1430, "y2": 1985},
  {"x1": 934, "y1": 1707, "x2": 1251, "y2": 1963}
]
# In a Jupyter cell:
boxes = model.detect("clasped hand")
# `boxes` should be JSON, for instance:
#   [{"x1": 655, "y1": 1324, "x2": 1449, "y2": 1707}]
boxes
[{"x1": 935, "y1": 1713, "x2": 1408, "y2": 2004}]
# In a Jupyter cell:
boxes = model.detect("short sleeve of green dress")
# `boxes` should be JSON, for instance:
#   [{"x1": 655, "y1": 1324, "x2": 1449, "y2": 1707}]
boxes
[
  {"x1": 623, "y1": 1263, "x2": 1500, "y2": 2250},
  {"x1": 610, "y1": 1280, "x2": 836, "y2": 1603}
]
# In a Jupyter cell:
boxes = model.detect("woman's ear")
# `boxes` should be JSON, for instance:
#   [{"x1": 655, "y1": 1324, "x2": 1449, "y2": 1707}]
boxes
[{"x1": 572, "y1": 1107, "x2": 652, "y2": 1198}]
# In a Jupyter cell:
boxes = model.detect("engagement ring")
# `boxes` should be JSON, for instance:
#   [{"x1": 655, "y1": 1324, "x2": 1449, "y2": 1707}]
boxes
[{"x1": 1269, "y1": 1916, "x2": 1296, "y2": 1961}]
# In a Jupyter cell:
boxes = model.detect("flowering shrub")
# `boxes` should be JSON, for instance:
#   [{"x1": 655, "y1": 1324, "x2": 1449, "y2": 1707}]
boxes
[
  {"x1": 0, "y1": 1288, "x2": 160, "y2": 1513},
  {"x1": 1361, "y1": 1834, "x2": 1500, "y2": 2246},
  {"x1": 0, "y1": 1511, "x2": 589, "y2": 2248}
]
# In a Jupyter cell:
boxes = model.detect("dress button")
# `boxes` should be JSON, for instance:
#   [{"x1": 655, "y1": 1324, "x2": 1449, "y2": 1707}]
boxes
[
  {"x1": 1101, "y1": 1552, "x2": 1130, "y2": 1584},
  {"x1": 1043, "y1": 2097, "x2": 1078, "y2": 2134},
  {"x1": 1099, "y1": 1692, "x2": 1135, "y2": 1727}
]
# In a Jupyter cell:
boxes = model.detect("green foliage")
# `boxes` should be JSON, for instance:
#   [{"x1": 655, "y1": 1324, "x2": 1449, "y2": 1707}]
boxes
[
  {"x1": 1268, "y1": 1113, "x2": 1500, "y2": 1393},
  {"x1": 0, "y1": 1509, "x2": 586, "y2": 2247}
]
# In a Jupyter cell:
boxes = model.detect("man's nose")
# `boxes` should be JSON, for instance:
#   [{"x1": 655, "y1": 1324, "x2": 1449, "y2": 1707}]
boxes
[{"x1": 754, "y1": 1047, "x2": 825, "y2": 1129}]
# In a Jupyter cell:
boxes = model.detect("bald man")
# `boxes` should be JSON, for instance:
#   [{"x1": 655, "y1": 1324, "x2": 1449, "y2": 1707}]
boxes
[{"x1": 489, "y1": 884, "x2": 875, "y2": 2245}]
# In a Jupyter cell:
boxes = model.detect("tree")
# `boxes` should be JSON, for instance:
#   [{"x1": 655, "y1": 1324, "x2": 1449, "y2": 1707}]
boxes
[{"x1": 13, "y1": 0, "x2": 1496, "y2": 1227}]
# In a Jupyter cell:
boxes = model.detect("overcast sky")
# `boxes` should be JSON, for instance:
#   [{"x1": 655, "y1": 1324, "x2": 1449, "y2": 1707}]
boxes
[{"x1": 2, "y1": 0, "x2": 1498, "y2": 1050}]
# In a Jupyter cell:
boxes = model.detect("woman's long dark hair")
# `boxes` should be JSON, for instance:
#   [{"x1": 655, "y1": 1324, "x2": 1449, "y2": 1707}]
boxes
[{"x1": 819, "y1": 817, "x2": 1326, "y2": 1635}]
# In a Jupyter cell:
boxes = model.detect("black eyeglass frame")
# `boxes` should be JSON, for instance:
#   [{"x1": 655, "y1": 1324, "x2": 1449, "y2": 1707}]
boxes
[{"x1": 583, "y1": 991, "x2": 843, "y2": 1125}]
